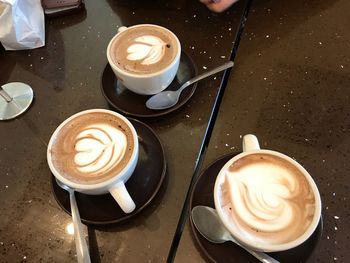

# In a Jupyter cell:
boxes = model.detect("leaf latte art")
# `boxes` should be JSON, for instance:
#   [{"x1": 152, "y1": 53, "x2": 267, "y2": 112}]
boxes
[
  {"x1": 127, "y1": 36, "x2": 166, "y2": 65},
  {"x1": 110, "y1": 25, "x2": 178, "y2": 74},
  {"x1": 219, "y1": 154, "x2": 315, "y2": 244}
]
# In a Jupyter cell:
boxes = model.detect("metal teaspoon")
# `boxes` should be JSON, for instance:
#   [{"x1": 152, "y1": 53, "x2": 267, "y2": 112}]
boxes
[
  {"x1": 145, "y1": 61, "x2": 234, "y2": 110},
  {"x1": 191, "y1": 206, "x2": 280, "y2": 263},
  {"x1": 56, "y1": 179, "x2": 91, "y2": 263}
]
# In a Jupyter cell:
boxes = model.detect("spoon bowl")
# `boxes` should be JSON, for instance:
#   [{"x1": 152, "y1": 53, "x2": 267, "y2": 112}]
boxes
[
  {"x1": 191, "y1": 206, "x2": 280, "y2": 263},
  {"x1": 146, "y1": 61, "x2": 234, "y2": 110}
]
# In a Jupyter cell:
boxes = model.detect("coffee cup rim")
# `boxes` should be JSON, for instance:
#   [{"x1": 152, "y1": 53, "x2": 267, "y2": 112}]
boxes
[
  {"x1": 47, "y1": 109, "x2": 139, "y2": 190},
  {"x1": 213, "y1": 149, "x2": 322, "y2": 252},
  {"x1": 106, "y1": 24, "x2": 182, "y2": 78}
]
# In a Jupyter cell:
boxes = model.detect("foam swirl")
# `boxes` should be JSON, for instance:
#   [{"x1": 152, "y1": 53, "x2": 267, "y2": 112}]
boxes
[
  {"x1": 73, "y1": 124, "x2": 127, "y2": 176},
  {"x1": 126, "y1": 35, "x2": 166, "y2": 65},
  {"x1": 227, "y1": 163, "x2": 297, "y2": 232},
  {"x1": 220, "y1": 154, "x2": 315, "y2": 244}
]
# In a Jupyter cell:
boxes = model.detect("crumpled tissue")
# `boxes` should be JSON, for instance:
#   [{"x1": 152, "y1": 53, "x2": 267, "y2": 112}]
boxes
[{"x1": 0, "y1": 0, "x2": 45, "y2": 50}]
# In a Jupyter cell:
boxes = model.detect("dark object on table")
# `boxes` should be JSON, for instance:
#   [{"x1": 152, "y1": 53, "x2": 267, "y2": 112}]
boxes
[{"x1": 41, "y1": 0, "x2": 85, "y2": 17}]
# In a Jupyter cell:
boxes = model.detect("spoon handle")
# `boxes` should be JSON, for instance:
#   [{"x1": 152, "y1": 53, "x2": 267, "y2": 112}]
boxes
[
  {"x1": 70, "y1": 191, "x2": 91, "y2": 263},
  {"x1": 228, "y1": 236, "x2": 280, "y2": 263},
  {"x1": 178, "y1": 61, "x2": 234, "y2": 92},
  {"x1": 245, "y1": 250, "x2": 279, "y2": 263}
]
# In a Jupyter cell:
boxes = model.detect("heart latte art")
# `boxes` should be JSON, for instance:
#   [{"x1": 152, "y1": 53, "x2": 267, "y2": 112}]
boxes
[
  {"x1": 219, "y1": 154, "x2": 316, "y2": 244},
  {"x1": 110, "y1": 25, "x2": 178, "y2": 74},
  {"x1": 49, "y1": 112, "x2": 134, "y2": 184}
]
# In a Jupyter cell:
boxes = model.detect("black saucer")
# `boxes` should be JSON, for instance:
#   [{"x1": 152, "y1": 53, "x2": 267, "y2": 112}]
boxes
[
  {"x1": 101, "y1": 51, "x2": 198, "y2": 118},
  {"x1": 51, "y1": 118, "x2": 166, "y2": 225},
  {"x1": 189, "y1": 153, "x2": 323, "y2": 263}
]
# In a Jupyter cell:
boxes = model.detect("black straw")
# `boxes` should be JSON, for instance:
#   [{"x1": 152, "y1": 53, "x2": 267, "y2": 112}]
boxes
[{"x1": 166, "y1": 0, "x2": 254, "y2": 261}]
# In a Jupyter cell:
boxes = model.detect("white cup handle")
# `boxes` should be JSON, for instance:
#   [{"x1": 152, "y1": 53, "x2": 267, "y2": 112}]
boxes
[
  {"x1": 242, "y1": 134, "x2": 260, "y2": 152},
  {"x1": 118, "y1": 26, "x2": 128, "y2": 33},
  {"x1": 109, "y1": 182, "x2": 136, "y2": 213}
]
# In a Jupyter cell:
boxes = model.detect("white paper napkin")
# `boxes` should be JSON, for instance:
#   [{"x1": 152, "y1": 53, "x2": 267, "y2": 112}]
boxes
[{"x1": 0, "y1": 0, "x2": 45, "y2": 50}]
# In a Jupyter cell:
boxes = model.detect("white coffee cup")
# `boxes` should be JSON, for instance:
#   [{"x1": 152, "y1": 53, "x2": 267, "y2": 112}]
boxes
[
  {"x1": 47, "y1": 109, "x2": 138, "y2": 214},
  {"x1": 214, "y1": 134, "x2": 322, "y2": 252},
  {"x1": 106, "y1": 24, "x2": 181, "y2": 95}
]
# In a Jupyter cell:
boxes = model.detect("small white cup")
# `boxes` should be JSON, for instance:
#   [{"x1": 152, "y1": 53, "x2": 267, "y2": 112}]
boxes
[
  {"x1": 106, "y1": 24, "x2": 181, "y2": 95},
  {"x1": 47, "y1": 109, "x2": 138, "y2": 214},
  {"x1": 214, "y1": 134, "x2": 322, "y2": 252}
]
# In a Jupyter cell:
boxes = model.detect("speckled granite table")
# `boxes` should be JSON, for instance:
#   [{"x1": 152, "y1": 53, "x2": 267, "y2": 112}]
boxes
[
  {"x1": 175, "y1": 0, "x2": 350, "y2": 262},
  {"x1": 1, "y1": 0, "x2": 349, "y2": 262},
  {"x1": 0, "y1": 0, "x2": 247, "y2": 262}
]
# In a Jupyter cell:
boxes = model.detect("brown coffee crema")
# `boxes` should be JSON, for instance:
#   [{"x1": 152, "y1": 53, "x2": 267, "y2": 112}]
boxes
[
  {"x1": 219, "y1": 153, "x2": 315, "y2": 244},
  {"x1": 110, "y1": 25, "x2": 178, "y2": 74},
  {"x1": 49, "y1": 112, "x2": 134, "y2": 185}
]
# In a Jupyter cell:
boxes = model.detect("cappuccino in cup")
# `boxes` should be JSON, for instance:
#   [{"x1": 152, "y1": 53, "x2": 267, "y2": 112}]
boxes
[
  {"x1": 110, "y1": 25, "x2": 179, "y2": 75},
  {"x1": 49, "y1": 111, "x2": 134, "y2": 185},
  {"x1": 47, "y1": 109, "x2": 138, "y2": 213},
  {"x1": 107, "y1": 24, "x2": 181, "y2": 95},
  {"x1": 214, "y1": 135, "x2": 321, "y2": 252}
]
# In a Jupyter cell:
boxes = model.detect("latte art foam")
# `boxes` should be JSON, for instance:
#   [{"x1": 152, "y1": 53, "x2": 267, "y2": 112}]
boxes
[
  {"x1": 110, "y1": 25, "x2": 178, "y2": 74},
  {"x1": 74, "y1": 124, "x2": 127, "y2": 175},
  {"x1": 219, "y1": 154, "x2": 315, "y2": 244},
  {"x1": 126, "y1": 35, "x2": 166, "y2": 65},
  {"x1": 50, "y1": 112, "x2": 134, "y2": 185}
]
